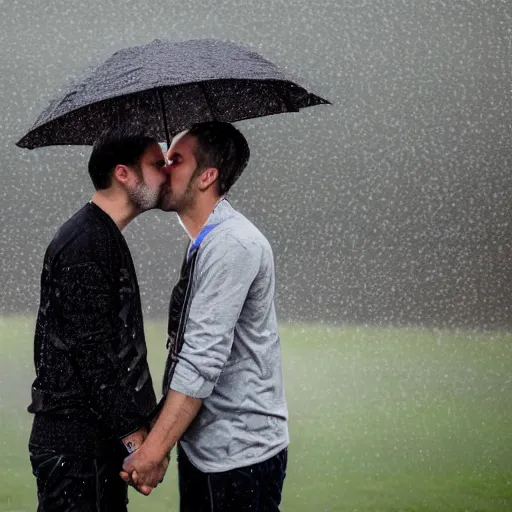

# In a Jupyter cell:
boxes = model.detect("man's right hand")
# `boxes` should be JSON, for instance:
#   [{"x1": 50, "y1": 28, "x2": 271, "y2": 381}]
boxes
[{"x1": 120, "y1": 444, "x2": 170, "y2": 495}]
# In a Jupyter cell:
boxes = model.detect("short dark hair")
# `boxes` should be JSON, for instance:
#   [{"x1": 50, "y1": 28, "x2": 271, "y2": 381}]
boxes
[
  {"x1": 88, "y1": 126, "x2": 158, "y2": 190},
  {"x1": 188, "y1": 122, "x2": 250, "y2": 195}
]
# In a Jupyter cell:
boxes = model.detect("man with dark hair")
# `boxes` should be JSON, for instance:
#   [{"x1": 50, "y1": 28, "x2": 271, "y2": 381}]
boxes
[
  {"x1": 123, "y1": 121, "x2": 289, "y2": 511},
  {"x1": 186, "y1": 121, "x2": 250, "y2": 195},
  {"x1": 28, "y1": 126, "x2": 169, "y2": 511}
]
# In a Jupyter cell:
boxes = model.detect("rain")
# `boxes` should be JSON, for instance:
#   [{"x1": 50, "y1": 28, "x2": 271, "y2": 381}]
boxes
[{"x1": 1, "y1": 0, "x2": 511, "y2": 510}]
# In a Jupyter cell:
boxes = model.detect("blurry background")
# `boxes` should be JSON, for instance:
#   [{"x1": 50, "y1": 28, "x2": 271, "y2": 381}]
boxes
[
  {"x1": 1, "y1": 1, "x2": 512, "y2": 511},
  {"x1": 2, "y1": 0, "x2": 512, "y2": 329}
]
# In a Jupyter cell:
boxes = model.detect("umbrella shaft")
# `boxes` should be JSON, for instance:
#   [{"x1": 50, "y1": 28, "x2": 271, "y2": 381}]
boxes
[{"x1": 157, "y1": 89, "x2": 171, "y2": 150}]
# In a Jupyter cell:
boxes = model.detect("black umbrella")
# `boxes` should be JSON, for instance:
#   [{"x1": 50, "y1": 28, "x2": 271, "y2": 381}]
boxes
[{"x1": 16, "y1": 38, "x2": 330, "y2": 150}]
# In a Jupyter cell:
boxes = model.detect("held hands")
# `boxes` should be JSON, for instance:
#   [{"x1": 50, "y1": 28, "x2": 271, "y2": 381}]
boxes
[
  {"x1": 119, "y1": 390, "x2": 202, "y2": 495},
  {"x1": 120, "y1": 444, "x2": 170, "y2": 496}
]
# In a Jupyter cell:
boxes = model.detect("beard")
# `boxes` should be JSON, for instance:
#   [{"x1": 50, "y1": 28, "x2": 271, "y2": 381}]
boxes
[
  {"x1": 158, "y1": 175, "x2": 196, "y2": 213},
  {"x1": 128, "y1": 178, "x2": 163, "y2": 212}
]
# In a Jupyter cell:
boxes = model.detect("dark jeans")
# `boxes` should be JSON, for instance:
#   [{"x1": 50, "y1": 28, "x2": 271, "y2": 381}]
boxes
[
  {"x1": 29, "y1": 444, "x2": 128, "y2": 512},
  {"x1": 178, "y1": 445, "x2": 288, "y2": 512}
]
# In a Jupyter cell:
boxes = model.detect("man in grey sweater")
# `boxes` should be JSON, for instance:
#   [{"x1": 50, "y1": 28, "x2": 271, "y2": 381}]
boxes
[{"x1": 122, "y1": 122, "x2": 289, "y2": 511}]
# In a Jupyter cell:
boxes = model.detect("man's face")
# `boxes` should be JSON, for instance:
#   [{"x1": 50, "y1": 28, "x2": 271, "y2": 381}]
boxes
[
  {"x1": 158, "y1": 132, "x2": 200, "y2": 213},
  {"x1": 127, "y1": 142, "x2": 168, "y2": 211}
]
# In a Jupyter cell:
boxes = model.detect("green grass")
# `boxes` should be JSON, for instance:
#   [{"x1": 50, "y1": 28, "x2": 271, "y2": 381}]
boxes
[{"x1": 1, "y1": 316, "x2": 511, "y2": 511}]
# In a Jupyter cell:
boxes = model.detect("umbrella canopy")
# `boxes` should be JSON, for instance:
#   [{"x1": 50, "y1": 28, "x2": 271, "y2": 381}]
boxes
[{"x1": 16, "y1": 38, "x2": 330, "y2": 149}]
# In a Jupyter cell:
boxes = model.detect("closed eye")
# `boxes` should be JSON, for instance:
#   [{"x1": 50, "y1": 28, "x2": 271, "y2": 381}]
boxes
[{"x1": 167, "y1": 152, "x2": 183, "y2": 166}]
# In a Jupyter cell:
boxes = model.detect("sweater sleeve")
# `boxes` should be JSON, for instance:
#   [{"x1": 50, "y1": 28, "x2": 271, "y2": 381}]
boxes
[
  {"x1": 170, "y1": 234, "x2": 261, "y2": 398},
  {"x1": 54, "y1": 261, "x2": 149, "y2": 439}
]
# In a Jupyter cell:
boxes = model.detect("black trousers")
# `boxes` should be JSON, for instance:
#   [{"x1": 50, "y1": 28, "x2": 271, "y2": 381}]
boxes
[
  {"x1": 29, "y1": 444, "x2": 128, "y2": 512},
  {"x1": 178, "y1": 445, "x2": 288, "y2": 512}
]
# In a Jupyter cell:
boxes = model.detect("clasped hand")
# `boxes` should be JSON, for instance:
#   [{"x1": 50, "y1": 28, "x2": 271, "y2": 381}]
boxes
[{"x1": 120, "y1": 446, "x2": 169, "y2": 496}]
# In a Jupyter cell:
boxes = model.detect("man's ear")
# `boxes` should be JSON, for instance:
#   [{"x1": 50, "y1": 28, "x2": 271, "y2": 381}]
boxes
[
  {"x1": 112, "y1": 164, "x2": 130, "y2": 185},
  {"x1": 198, "y1": 167, "x2": 219, "y2": 191}
]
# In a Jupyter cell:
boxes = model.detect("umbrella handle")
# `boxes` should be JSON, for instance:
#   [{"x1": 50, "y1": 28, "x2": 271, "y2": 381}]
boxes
[{"x1": 156, "y1": 89, "x2": 171, "y2": 150}]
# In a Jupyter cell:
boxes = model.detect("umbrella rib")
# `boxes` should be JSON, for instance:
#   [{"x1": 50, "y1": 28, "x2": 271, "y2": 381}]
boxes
[
  {"x1": 156, "y1": 89, "x2": 171, "y2": 149},
  {"x1": 198, "y1": 82, "x2": 217, "y2": 121}
]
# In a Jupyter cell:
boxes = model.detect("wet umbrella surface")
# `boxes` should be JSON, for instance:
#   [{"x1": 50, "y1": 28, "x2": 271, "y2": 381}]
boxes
[{"x1": 17, "y1": 38, "x2": 330, "y2": 149}]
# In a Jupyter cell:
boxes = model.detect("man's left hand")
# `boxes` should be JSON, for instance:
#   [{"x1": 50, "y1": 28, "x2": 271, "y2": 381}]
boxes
[{"x1": 120, "y1": 447, "x2": 169, "y2": 495}]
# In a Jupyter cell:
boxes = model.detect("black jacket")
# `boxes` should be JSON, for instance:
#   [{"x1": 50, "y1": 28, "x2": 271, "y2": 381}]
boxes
[{"x1": 28, "y1": 202, "x2": 157, "y2": 455}]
